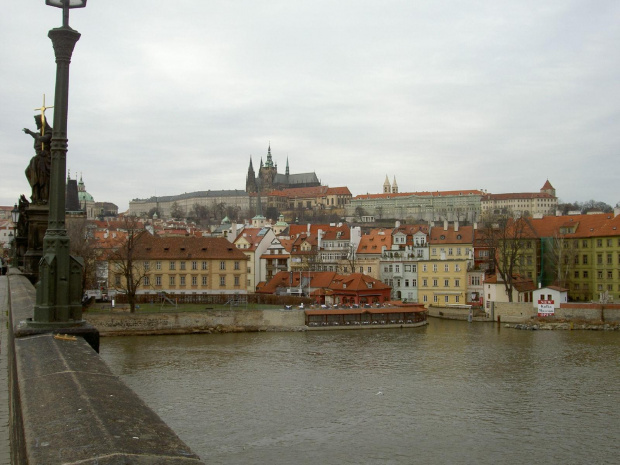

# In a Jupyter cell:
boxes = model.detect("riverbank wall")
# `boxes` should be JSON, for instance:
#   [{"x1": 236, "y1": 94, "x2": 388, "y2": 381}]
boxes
[
  {"x1": 428, "y1": 302, "x2": 620, "y2": 324},
  {"x1": 3, "y1": 270, "x2": 205, "y2": 464},
  {"x1": 84, "y1": 308, "x2": 308, "y2": 336}
]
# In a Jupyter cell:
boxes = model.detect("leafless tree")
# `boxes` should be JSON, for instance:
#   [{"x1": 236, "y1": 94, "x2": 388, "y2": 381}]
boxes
[
  {"x1": 544, "y1": 232, "x2": 577, "y2": 289},
  {"x1": 480, "y1": 212, "x2": 536, "y2": 301},
  {"x1": 66, "y1": 216, "x2": 98, "y2": 291},
  {"x1": 107, "y1": 216, "x2": 150, "y2": 312}
]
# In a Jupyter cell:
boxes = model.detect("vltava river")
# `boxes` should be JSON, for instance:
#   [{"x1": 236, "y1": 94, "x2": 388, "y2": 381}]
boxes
[{"x1": 100, "y1": 320, "x2": 620, "y2": 465}]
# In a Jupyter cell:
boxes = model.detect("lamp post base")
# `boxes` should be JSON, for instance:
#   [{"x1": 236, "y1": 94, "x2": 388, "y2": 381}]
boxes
[{"x1": 15, "y1": 318, "x2": 99, "y2": 353}]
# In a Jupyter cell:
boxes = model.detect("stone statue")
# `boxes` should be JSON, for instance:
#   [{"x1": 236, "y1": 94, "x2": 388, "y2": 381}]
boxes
[{"x1": 24, "y1": 114, "x2": 52, "y2": 204}]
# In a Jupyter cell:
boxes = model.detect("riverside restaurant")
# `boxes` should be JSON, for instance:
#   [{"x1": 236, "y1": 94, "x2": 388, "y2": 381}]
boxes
[{"x1": 305, "y1": 304, "x2": 428, "y2": 330}]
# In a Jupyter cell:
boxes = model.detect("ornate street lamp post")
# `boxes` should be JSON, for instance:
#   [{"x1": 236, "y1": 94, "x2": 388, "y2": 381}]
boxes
[
  {"x1": 11, "y1": 204, "x2": 19, "y2": 267},
  {"x1": 32, "y1": 0, "x2": 87, "y2": 325}
]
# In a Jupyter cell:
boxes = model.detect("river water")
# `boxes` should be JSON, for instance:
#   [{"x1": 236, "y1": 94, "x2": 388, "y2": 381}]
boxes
[{"x1": 100, "y1": 320, "x2": 620, "y2": 465}]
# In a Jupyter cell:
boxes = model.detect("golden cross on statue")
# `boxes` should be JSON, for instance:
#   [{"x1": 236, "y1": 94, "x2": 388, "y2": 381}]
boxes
[{"x1": 34, "y1": 94, "x2": 53, "y2": 150}]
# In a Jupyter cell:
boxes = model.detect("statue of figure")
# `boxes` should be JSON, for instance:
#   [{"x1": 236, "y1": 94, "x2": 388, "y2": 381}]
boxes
[
  {"x1": 17, "y1": 195, "x2": 30, "y2": 239},
  {"x1": 24, "y1": 115, "x2": 52, "y2": 204}
]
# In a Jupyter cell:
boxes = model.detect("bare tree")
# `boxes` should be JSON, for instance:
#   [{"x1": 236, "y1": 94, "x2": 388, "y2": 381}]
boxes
[
  {"x1": 107, "y1": 216, "x2": 150, "y2": 312},
  {"x1": 170, "y1": 202, "x2": 184, "y2": 220},
  {"x1": 544, "y1": 232, "x2": 577, "y2": 289},
  {"x1": 66, "y1": 217, "x2": 98, "y2": 291},
  {"x1": 480, "y1": 212, "x2": 536, "y2": 301}
]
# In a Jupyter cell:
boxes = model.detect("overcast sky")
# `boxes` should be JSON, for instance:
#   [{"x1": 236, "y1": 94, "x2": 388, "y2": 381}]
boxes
[{"x1": 2, "y1": 0, "x2": 619, "y2": 212}]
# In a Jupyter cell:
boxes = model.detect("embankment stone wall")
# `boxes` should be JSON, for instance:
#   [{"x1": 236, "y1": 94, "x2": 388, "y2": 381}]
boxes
[
  {"x1": 85, "y1": 308, "x2": 307, "y2": 335},
  {"x1": 556, "y1": 303, "x2": 620, "y2": 322},
  {"x1": 493, "y1": 302, "x2": 537, "y2": 323}
]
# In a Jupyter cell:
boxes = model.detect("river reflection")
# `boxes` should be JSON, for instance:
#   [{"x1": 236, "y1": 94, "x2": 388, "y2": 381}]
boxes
[{"x1": 100, "y1": 320, "x2": 620, "y2": 465}]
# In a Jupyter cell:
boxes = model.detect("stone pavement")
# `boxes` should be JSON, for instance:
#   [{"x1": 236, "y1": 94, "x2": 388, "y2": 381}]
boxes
[{"x1": 0, "y1": 275, "x2": 10, "y2": 465}]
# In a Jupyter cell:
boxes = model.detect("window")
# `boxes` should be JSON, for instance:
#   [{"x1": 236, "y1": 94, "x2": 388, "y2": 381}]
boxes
[
  {"x1": 220, "y1": 261, "x2": 226, "y2": 270},
  {"x1": 433, "y1": 295, "x2": 438, "y2": 303},
  {"x1": 192, "y1": 261, "x2": 197, "y2": 270},
  {"x1": 433, "y1": 264, "x2": 438, "y2": 272},
  {"x1": 583, "y1": 271, "x2": 589, "y2": 278},
  {"x1": 423, "y1": 279, "x2": 428, "y2": 287},
  {"x1": 423, "y1": 295, "x2": 428, "y2": 302},
  {"x1": 169, "y1": 261, "x2": 176, "y2": 270},
  {"x1": 220, "y1": 276, "x2": 226, "y2": 286},
  {"x1": 433, "y1": 279, "x2": 438, "y2": 287},
  {"x1": 448, "y1": 248, "x2": 453, "y2": 256},
  {"x1": 180, "y1": 276, "x2": 186, "y2": 286},
  {"x1": 412, "y1": 264, "x2": 417, "y2": 273},
  {"x1": 597, "y1": 239, "x2": 602, "y2": 247},
  {"x1": 405, "y1": 279, "x2": 410, "y2": 287},
  {"x1": 574, "y1": 271, "x2": 579, "y2": 278},
  {"x1": 471, "y1": 276, "x2": 480, "y2": 286},
  {"x1": 234, "y1": 261, "x2": 240, "y2": 270},
  {"x1": 234, "y1": 276, "x2": 240, "y2": 286},
  {"x1": 156, "y1": 261, "x2": 162, "y2": 270},
  {"x1": 455, "y1": 279, "x2": 460, "y2": 287},
  {"x1": 597, "y1": 254, "x2": 603, "y2": 265},
  {"x1": 156, "y1": 276, "x2": 162, "y2": 286},
  {"x1": 432, "y1": 248, "x2": 437, "y2": 255},
  {"x1": 457, "y1": 248, "x2": 461, "y2": 256},
  {"x1": 455, "y1": 295, "x2": 460, "y2": 303},
  {"x1": 412, "y1": 279, "x2": 417, "y2": 287},
  {"x1": 115, "y1": 275, "x2": 121, "y2": 286},
  {"x1": 367, "y1": 267, "x2": 372, "y2": 273},
  {"x1": 445, "y1": 296, "x2": 449, "y2": 303},
  {"x1": 143, "y1": 276, "x2": 150, "y2": 286},
  {"x1": 192, "y1": 276, "x2": 198, "y2": 286},
  {"x1": 202, "y1": 276, "x2": 207, "y2": 286},
  {"x1": 598, "y1": 271, "x2": 603, "y2": 279},
  {"x1": 608, "y1": 271, "x2": 613, "y2": 279},
  {"x1": 583, "y1": 255, "x2": 588, "y2": 265},
  {"x1": 180, "y1": 261, "x2": 186, "y2": 270},
  {"x1": 444, "y1": 279, "x2": 449, "y2": 287},
  {"x1": 582, "y1": 240, "x2": 588, "y2": 248},
  {"x1": 444, "y1": 264, "x2": 449, "y2": 272},
  {"x1": 607, "y1": 254, "x2": 613, "y2": 265},
  {"x1": 169, "y1": 276, "x2": 175, "y2": 286},
  {"x1": 455, "y1": 263, "x2": 461, "y2": 272},
  {"x1": 405, "y1": 265, "x2": 412, "y2": 272},
  {"x1": 202, "y1": 261, "x2": 208, "y2": 270},
  {"x1": 143, "y1": 261, "x2": 150, "y2": 271},
  {"x1": 422, "y1": 264, "x2": 427, "y2": 272},
  {"x1": 395, "y1": 265, "x2": 400, "y2": 273}
]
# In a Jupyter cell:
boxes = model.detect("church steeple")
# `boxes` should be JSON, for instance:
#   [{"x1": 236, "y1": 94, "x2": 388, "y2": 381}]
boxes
[
  {"x1": 265, "y1": 143, "x2": 274, "y2": 168},
  {"x1": 286, "y1": 156, "x2": 290, "y2": 176},
  {"x1": 392, "y1": 176, "x2": 398, "y2": 193},
  {"x1": 246, "y1": 156, "x2": 257, "y2": 193},
  {"x1": 383, "y1": 175, "x2": 391, "y2": 193}
]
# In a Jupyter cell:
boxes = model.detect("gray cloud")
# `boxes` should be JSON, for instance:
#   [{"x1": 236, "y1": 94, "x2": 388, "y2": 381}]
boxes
[{"x1": 2, "y1": 0, "x2": 618, "y2": 211}]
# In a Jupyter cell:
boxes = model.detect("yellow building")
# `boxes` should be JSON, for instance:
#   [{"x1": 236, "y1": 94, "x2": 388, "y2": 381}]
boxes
[
  {"x1": 418, "y1": 223, "x2": 474, "y2": 306},
  {"x1": 108, "y1": 233, "x2": 249, "y2": 296}
]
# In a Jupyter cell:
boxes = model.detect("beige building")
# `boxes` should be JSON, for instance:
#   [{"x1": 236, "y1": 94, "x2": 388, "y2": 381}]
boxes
[
  {"x1": 481, "y1": 180, "x2": 557, "y2": 218},
  {"x1": 108, "y1": 233, "x2": 249, "y2": 296},
  {"x1": 129, "y1": 190, "x2": 251, "y2": 219}
]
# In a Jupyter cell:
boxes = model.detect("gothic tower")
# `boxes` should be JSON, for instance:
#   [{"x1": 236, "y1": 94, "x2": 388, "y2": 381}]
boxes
[{"x1": 246, "y1": 156, "x2": 257, "y2": 193}]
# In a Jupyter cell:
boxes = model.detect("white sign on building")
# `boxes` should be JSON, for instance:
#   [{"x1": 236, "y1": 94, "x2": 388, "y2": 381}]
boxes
[{"x1": 537, "y1": 300, "x2": 554, "y2": 317}]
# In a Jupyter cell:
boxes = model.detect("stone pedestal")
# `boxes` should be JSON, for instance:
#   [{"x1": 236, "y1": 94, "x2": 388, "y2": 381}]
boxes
[{"x1": 23, "y1": 204, "x2": 49, "y2": 281}]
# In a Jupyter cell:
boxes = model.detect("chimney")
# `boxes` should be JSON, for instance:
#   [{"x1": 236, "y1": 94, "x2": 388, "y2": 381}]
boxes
[
  {"x1": 395, "y1": 220, "x2": 401, "y2": 228},
  {"x1": 454, "y1": 221, "x2": 459, "y2": 232},
  {"x1": 318, "y1": 229, "x2": 323, "y2": 249},
  {"x1": 307, "y1": 223, "x2": 311, "y2": 234},
  {"x1": 443, "y1": 220, "x2": 448, "y2": 231}
]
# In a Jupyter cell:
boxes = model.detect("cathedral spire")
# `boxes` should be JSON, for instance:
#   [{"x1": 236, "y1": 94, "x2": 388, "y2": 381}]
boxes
[
  {"x1": 246, "y1": 155, "x2": 257, "y2": 193},
  {"x1": 265, "y1": 143, "x2": 274, "y2": 168},
  {"x1": 286, "y1": 156, "x2": 290, "y2": 176}
]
